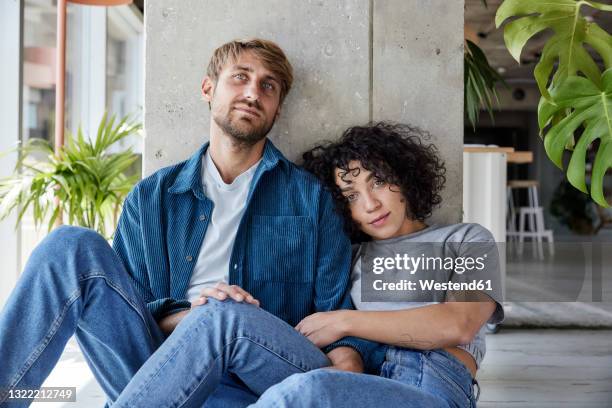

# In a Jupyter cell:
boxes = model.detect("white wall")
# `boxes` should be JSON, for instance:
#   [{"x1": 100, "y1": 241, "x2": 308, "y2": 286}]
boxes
[{"x1": 0, "y1": 0, "x2": 23, "y2": 310}]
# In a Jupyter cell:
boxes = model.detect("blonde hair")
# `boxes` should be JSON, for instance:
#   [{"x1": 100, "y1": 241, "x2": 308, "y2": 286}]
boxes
[{"x1": 207, "y1": 38, "x2": 294, "y2": 103}]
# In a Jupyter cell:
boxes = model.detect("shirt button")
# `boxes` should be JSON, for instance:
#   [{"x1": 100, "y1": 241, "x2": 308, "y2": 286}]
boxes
[
  {"x1": 233, "y1": 264, "x2": 238, "y2": 269},
  {"x1": 199, "y1": 214, "x2": 207, "y2": 221},
  {"x1": 186, "y1": 255, "x2": 193, "y2": 262}
]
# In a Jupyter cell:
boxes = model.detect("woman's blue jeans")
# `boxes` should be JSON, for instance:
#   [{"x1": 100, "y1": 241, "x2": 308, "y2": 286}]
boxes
[
  {"x1": 251, "y1": 347, "x2": 479, "y2": 408},
  {"x1": 0, "y1": 226, "x2": 329, "y2": 407}
]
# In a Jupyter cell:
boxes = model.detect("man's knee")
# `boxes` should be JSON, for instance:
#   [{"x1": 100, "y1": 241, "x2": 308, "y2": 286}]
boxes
[
  {"x1": 41, "y1": 225, "x2": 109, "y2": 256},
  {"x1": 26, "y1": 225, "x2": 112, "y2": 280},
  {"x1": 195, "y1": 298, "x2": 262, "y2": 321},
  {"x1": 186, "y1": 299, "x2": 277, "y2": 337}
]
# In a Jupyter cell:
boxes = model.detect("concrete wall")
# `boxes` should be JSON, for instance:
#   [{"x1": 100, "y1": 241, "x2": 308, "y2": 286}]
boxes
[
  {"x1": 371, "y1": 0, "x2": 464, "y2": 222},
  {"x1": 144, "y1": 0, "x2": 464, "y2": 223}
]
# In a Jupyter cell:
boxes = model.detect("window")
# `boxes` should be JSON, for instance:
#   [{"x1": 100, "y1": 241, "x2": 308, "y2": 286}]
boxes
[{"x1": 0, "y1": 1, "x2": 144, "y2": 298}]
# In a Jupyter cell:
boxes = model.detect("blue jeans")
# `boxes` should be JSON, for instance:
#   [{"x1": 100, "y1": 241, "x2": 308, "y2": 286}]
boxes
[
  {"x1": 0, "y1": 226, "x2": 330, "y2": 407},
  {"x1": 251, "y1": 348, "x2": 478, "y2": 408},
  {"x1": 113, "y1": 298, "x2": 329, "y2": 407}
]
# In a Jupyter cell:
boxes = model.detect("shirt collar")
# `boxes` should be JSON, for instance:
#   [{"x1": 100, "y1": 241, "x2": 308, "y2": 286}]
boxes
[{"x1": 168, "y1": 138, "x2": 285, "y2": 199}]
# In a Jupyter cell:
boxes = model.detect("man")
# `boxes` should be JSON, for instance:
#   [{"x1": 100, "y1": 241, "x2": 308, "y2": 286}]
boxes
[{"x1": 0, "y1": 39, "x2": 376, "y2": 407}]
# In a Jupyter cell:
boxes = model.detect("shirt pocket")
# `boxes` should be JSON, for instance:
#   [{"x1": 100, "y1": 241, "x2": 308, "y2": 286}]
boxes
[{"x1": 247, "y1": 215, "x2": 315, "y2": 283}]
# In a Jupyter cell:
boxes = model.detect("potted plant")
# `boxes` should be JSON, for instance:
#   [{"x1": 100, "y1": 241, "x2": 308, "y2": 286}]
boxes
[{"x1": 0, "y1": 113, "x2": 142, "y2": 240}]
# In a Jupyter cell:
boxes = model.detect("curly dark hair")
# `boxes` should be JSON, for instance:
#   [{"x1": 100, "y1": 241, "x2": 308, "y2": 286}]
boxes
[{"x1": 302, "y1": 122, "x2": 446, "y2": 242}]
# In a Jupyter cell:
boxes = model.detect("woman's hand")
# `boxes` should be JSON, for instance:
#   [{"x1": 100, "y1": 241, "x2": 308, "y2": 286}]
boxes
[{"x1": 295, "y1": 310, "x2": 351, "y2": 348}]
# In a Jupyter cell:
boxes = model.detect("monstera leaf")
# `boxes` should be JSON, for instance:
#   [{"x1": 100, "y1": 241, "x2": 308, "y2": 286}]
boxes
[
  {"x1": 495, "y1": 0, "x2": 612, "y2": 98},
  {"x1": 496, "y1": 0, "x2": 612, "y2": 207},
  {"x1": 539, "y1": 68, "x2": 612, "y2": 207}
]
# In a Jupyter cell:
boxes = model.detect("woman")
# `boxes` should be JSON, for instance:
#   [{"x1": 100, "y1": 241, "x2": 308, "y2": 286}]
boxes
[{"x1": 251, "y1": 122, "x2": 504, "y2": 408}]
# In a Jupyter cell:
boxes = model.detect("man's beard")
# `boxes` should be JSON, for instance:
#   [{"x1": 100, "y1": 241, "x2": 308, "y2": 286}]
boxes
[{"x1": 213, "y1": 108, "x2": 274, "y2": 147}]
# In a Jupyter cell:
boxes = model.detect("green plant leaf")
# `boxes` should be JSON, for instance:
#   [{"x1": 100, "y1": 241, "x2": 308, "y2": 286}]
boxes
[
  {"x1": 0, "y1": 112, "x2": 142, "y2": 238},
  {"x1": 583, "y1": 1, "x2": 612, "y2": 12},
  {"x1": 464, "y1": 40, "x2": 506, "y2": 129},
  {"x1": 543, "y1": 68, "x2": 612, "y2": 207},
  {"x1": 95, "y1": 111, "x2": 108, "y2": 153},
  {"x1": 496, "y1": 0, "x2": 611, "y2": 98},
  {"x1": 15, "y1": 193, "x2": 39, "y2": 227},
  {"x1": 47, "y1": 205, "x2": 61, "y2": 233}
]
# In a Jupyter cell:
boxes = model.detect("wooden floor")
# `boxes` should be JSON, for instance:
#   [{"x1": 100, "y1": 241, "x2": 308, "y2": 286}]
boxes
[
  {"x1": 478, "y1": 329, "x2": 612, "y2": 408},
  {"x1": 34, "y1": 328, "x2": 612, "y2": 407}
]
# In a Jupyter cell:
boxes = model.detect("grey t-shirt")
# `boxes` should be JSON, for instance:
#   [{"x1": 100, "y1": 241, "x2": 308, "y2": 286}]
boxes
[{"x1": 350, "y1": 223, "x2": 504, "y2": 368}]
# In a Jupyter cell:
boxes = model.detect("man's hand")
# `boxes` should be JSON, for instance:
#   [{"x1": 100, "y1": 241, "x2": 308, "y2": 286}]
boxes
[
  {"x1": 295, "y1": 310, "x2": 349, "y2": 348},
  {"x1": 158, "y1": 309, "x2": 190, "y2": 336},
  {"x1": 192, "y1": 282, "x2": 260, "y2": 307},
  {"x1": 159, "y1": 283, "x2": 259, "y2": 336},
  {"x1": 326, "y1": 347, "x2": 364, "y2": 373}
]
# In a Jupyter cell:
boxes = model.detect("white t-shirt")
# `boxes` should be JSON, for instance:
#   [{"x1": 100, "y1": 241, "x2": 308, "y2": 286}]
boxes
[{"x1": 185, "y1": 150, "x2": 260, "y2": 301}]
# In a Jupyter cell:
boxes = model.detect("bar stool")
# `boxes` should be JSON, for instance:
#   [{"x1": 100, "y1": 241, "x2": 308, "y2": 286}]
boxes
[{"x1": 506, "y1": 180, "x2": 554, "y2": 259}]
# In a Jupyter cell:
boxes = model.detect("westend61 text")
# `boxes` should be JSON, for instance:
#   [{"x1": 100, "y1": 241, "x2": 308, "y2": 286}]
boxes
[{"x1": 372, "y1": 279, "x2": 493, "y2": 291}]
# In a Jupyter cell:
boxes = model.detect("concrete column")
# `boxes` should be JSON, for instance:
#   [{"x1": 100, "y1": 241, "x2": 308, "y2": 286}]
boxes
[
  {"x1": 144, "y1": 0, "x2": 464, "y2": 223},
  {"x1": 372, "y1": 0, "x2": 464, "y2": 223}
]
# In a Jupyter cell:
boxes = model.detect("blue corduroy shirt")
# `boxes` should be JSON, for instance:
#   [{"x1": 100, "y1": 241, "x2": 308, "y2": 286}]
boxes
[{"x1": 112, "y1": 139, "x2": 383, "y2": 367}]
